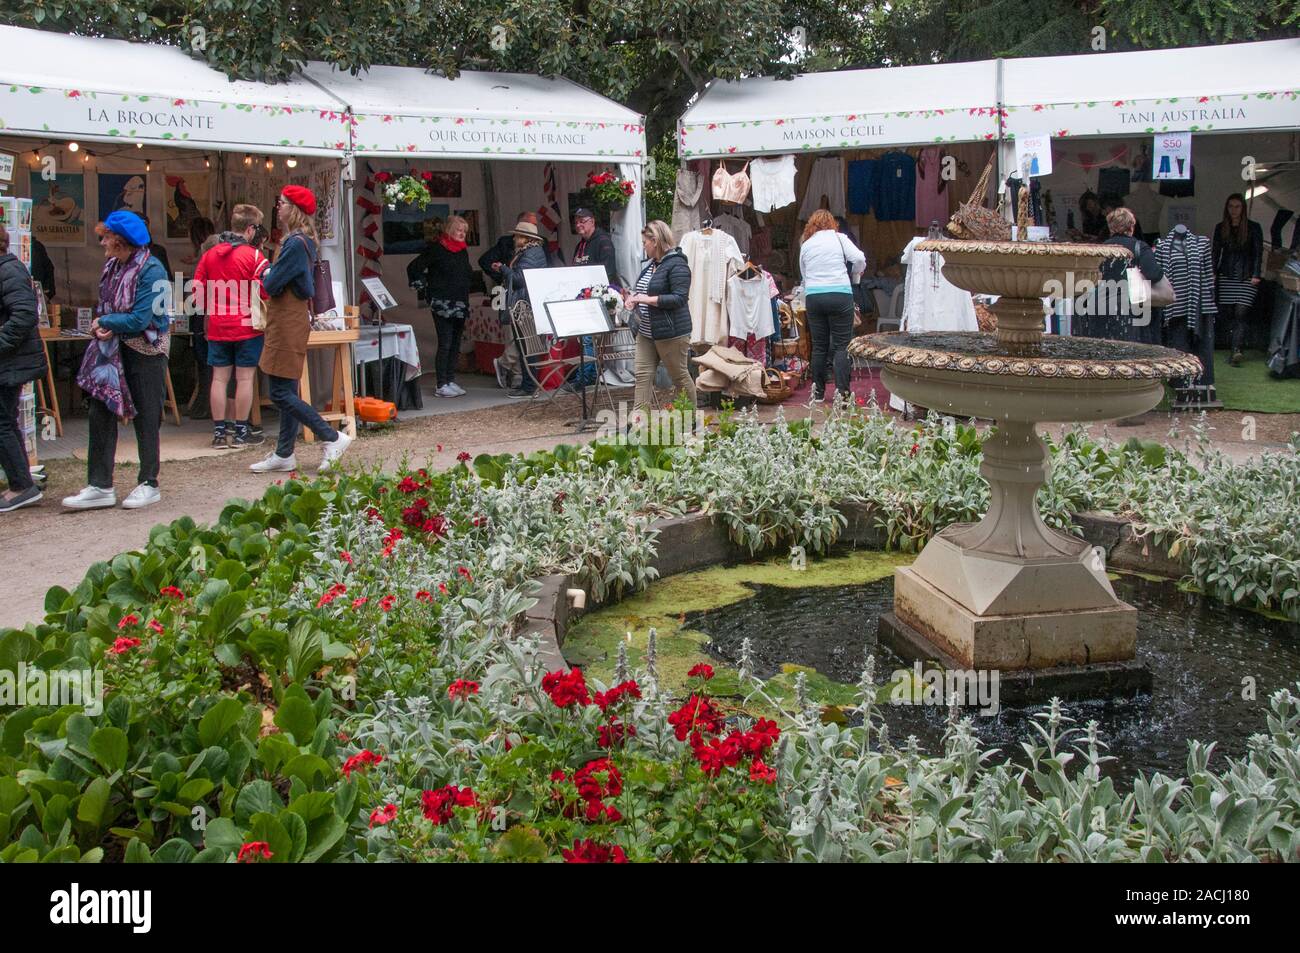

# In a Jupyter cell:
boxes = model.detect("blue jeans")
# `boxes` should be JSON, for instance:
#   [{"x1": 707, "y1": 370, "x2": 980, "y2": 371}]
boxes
[{"x1": 268, "y1": 374, "x2": 337, "y2": 457}]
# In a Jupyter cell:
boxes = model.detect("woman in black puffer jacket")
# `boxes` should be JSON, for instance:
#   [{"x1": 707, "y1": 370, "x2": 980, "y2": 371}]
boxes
[
  {"x1": 0, "y1": 230, "x2": 47, "y2": 511},
  {"x1": 623, "y1": 220, "x2": 694, "y2": 413}
]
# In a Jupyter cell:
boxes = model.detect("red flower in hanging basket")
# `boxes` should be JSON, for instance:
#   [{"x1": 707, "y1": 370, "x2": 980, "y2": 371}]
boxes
[{"x1": 421, "y1": 171, "x2": 434, "y2": 181}]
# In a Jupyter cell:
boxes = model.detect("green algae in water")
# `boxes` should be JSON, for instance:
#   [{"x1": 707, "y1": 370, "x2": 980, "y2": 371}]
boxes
[{"x1": 561, "y1": 549, "x2": 910, "y2": 704}]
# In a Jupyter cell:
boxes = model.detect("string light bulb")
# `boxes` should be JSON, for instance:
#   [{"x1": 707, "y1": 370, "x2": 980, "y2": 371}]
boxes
[
  {"x1": 137, "y1": 142, "x2": 144, "y2": 149},
  {"x1": 286, "y1": 155, "x2": 298, "y2": 169},
  {"x1": 68, "y1": 141, "x2": 79, "y2": 153},
  {"x1": 204, "y1": 156, "x2": 211, "y2": 169},
  {"x1": 265, "y1": 157, "x2": 273, "y2": 172},
  {"x1": 145, "y1": 159, "x2": 152, "y2": 172},
  {"x1": 244, "y1": 154, "x2": 253, "y2": 167}
]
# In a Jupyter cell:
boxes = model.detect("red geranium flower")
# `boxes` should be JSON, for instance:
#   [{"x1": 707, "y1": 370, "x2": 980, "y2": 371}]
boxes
[
  {"x1": 598, "y1": 719, "x2": 637, "y2": 749},
  {"x1": 457, "y1": 451, "x2": 471, "y2": 463},
  {"x1": 415, "y1": 589, "x2": 434, "y2": 603},
  {"x1": 159, "y1": 586, "x2": 185, "y2": 600},
  {"x1": 147, "y1": 619, "x2": 164, "y2": 636},
  {"x1": 379, "y1": 594, "x2": 397, "y2": 613},
  {"x1": 369, "y1": 803, "x2": 398, "y2": 827},
  {"x1": 108, "y1": 636, "x2": 141, "y2": 655},
  {"x1": 667, "y1": 694, "x2": 724, "y2": 743},
  {"x1": 550, "y1": 769, "x2": 567, "y2": 782},
  {"x1": 457, "y1": 566, "x2": 473, "y2": 583},
  {"x1": 317, "y1": 582, "x2": 347, "y2": 608},
  {"x1": 562, "y1": 839, "x2": 628, "y2": 863},
  {"x1": 342, "y1": 749, "x2": 383, "y2": 778},
  {"x1": 688, "y1": 663, "x2": 714, "y2": 681},
  {"x1": 749, "y1": 759, "x2": 777, "y2": 784},
  {"x1": 237, "y1": 841, "x2": 274, "y2": 863},
  {"x1": 593, "y1": 679, "x2": 641, "y2": 712},
  {"x1": 574, "y1": 758, "x2": 622, "y2": 801},
  {"x1": 351, "y1": 597, "x2": 369, "y2": 610},
  {"x1": 438, "y1": 582, "x2": 450, "y2": 596},
  {"x1": 448, "y1": 679, "x2": 479, "y2": 700},
  {"x1": 397, "y1": 476, "x2": 420, "y2": 494},
  {"x1": 339, "y1": 550, "x2": 353, "y2": 564},
  {"x1": 118, "y1": 614, "x2": 139, "y2": 630},
  {"x1": 422, "y1": 514, "x2": 448, "y2": 537},
  {"x1": 421, "y1": 784, "x2": 477, "y2": 825},
  {"x1": 542, "y1": 668, "x2": 591, "y2": 708}
]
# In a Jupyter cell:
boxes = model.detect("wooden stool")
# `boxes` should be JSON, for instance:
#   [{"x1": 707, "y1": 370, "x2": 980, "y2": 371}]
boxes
[
  {"x1": 300, "y1": 328, "x2": 358, "y2": 442},
  {"x1": 163, "y1": 364, "x2": 182, "y2": 426}
]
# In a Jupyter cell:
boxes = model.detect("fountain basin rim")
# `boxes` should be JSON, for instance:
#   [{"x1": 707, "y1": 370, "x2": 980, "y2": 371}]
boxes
[
  {"x1": 917, "y1": 238, "x2": 1133, "y2": 261},
  {"x1": 849, "y1": 332, "x2": 1203, "y2": 381}
]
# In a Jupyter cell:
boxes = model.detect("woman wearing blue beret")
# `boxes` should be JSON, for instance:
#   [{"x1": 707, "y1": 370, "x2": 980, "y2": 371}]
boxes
[{"x1": 63, "y1": 210, "x2": 171, "y2": 511}]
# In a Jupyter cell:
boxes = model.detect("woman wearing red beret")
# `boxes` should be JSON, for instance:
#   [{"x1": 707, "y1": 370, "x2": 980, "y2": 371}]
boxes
[{"x1": 250, "y1": 185, "x2": 352, "y2": 474}]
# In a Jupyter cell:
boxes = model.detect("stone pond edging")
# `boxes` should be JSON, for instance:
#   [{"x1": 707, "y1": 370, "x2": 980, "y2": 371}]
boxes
[{"x1": 517, "y1": 506, "x2": 1186, "y2": 666}]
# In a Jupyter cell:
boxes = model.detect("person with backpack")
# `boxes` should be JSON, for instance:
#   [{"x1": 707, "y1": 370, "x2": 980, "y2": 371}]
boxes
[{"x1": 194, "y1": 204, "x2": 269, "y2": 447}]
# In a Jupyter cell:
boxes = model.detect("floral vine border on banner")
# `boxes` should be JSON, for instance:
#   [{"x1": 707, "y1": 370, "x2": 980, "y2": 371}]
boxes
[
  {"x1": 0, "y1": 83, "x2": 352, "y2": 153},
  {"x1": 1000, "y1": 91, "x2": 1300, "y2": 138},
  {"x1": 348, "y1": 113, "x2": 644, "y2": 160}
]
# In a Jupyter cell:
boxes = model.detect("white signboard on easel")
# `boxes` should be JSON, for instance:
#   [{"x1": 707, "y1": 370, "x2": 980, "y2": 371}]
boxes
[{"x1": 522, "y1": 265, "x2": 612, "y2": 334}]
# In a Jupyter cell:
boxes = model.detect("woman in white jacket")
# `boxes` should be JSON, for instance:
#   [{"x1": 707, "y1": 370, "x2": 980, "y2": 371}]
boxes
[{"x1": 799, "y1": 210, "x2": 866, "y2": 402}]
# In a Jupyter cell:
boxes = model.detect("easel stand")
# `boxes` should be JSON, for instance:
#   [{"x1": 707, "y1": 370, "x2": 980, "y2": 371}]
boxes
[{"x1": 561, "y1": 334, "x2": 606, "y2": 433}]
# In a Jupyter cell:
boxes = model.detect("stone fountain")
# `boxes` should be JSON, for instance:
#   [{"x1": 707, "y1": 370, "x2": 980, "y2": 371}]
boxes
[{"x1": 849, "y1": 239, "x2": 1202, "y2": 701}]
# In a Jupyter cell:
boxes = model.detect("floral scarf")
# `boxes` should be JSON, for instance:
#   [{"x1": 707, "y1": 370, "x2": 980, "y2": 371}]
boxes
[{"x1": 98, "y1": 247, "x2": 151, "y2": 316}]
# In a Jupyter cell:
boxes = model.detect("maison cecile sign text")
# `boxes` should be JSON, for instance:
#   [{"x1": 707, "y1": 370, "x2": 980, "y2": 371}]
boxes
[{"x1": 783, "y1": 124, "x2": 886, "y2": 141}]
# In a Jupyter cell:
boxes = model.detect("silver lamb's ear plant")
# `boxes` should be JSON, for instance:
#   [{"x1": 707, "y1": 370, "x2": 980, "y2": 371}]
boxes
[
  {"x1": 643, "y1": 626, "x2": 660, "y2": 696},
  {"x1": 614, "y1": 637, "x2": 630, "y2": 684}
]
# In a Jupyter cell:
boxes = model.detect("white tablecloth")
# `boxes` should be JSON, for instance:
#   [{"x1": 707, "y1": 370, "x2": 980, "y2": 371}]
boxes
[{"x1": 355, "y1": 324, "x2": 422, "y2": 381}]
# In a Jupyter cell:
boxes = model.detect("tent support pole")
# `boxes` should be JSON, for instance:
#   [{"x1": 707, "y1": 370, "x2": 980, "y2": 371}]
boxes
[{"x1": 995, "y1": 57, "x2": 1007, "y2": 219}]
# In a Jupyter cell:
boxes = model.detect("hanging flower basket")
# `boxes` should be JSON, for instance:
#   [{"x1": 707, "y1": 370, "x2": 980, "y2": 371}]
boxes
[
  {"x1": 585, "y1": 170, "x2": 636, "y2": 211},
  {"x1": 375, "y1": 171, "x2": 434, "y2": 210}
]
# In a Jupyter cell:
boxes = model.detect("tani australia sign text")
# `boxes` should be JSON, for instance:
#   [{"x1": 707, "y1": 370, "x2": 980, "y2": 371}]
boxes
[
  {"x1": 679, "y1": 109, "x2": 998, "y2": 158},
  {"x1": 350, "y1": 113, "x2": 646, "y2": 160},
  {"x1": 0, "y1": 85, "x2": 351, "y2": 154},
  {"x1": 1002, "y1": 92, "x2": 1300, "y2": 138}
]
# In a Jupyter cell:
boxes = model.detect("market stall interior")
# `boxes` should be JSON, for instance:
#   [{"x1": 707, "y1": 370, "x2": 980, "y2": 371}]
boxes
[
  {"x1": 0, "y1": 24, "x2": 649, "y2": 459},
  {"x1": 674, "y1": 38, "x2": 1300, "y2": 413}
]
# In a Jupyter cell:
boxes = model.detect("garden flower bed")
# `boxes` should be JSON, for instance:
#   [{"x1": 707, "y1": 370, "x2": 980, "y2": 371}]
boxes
[{"x1": 1, "y1": 405, "x2": 1298, "y2": 862}]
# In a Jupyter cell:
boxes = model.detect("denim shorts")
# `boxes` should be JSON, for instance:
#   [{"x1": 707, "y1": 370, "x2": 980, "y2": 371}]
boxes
[{"x1": 207, "y1": 336, "x2": 265, "y2": 368}]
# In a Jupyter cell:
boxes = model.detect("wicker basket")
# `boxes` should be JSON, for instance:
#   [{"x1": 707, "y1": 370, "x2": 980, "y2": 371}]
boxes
[{"x1": 756, "y1": 367, "x2": 793, "y2": 404}]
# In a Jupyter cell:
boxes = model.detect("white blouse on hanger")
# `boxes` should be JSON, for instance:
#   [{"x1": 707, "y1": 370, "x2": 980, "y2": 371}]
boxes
[
  {"x1": 727, "y1": 273, "x2": 775, "y2": 339},
  {"x1": 681, "y1": 228, "x2": 745, "y2": 346},
  {"x1": 750, "y1": 155, "x2": 797, "y2": 213}
]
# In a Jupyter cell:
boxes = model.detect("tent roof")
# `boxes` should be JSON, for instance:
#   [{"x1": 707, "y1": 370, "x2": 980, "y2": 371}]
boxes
[
  {"x1": 0, "y1": 25, "x2": 349, "y2": 155},
  {"x1": 303, "y1": 63, "x2": 645, "y2": 161},
  {"x1": 1001, "y1": 39, "x2": 1300, "y2": 137},
  {"x1": 678, "y1": 60, "x2": 999, "y2": 157}
]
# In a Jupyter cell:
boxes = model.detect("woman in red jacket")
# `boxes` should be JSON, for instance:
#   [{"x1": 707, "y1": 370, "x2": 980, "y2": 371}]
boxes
[{"x1": 194, "y1": 204, "x2": 269, "y2": 448}]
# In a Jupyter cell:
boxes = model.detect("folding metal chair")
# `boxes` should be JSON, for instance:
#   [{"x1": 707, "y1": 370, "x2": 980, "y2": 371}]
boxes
[{"x1": 508, "y1": 301, "x2": 580, "y2": 411}]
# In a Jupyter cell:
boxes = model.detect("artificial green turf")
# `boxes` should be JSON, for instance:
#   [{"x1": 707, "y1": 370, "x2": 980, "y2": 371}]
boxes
[{"x1": 1210, "y1": 350, "x2": 1300, "y2": 413}]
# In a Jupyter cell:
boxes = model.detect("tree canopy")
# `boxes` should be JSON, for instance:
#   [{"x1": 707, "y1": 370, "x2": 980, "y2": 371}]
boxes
[{"x1": 4, "y1": 0, "x2": 1297, "y2": 140}]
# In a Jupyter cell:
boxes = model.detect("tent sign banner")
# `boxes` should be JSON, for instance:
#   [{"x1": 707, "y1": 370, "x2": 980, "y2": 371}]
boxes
[
  {"x1": 1153, "y1": 132, "x2": 1192, "y2": 180},
  {"x1": 0, "y1": 84, "x2": 351, "y2": 154},
  {"x1": 1002, "y1": 91, "x2": 1300, "y2": 138},
  {"x1": 678, "y1": 108, "x2": 999, "y2": 158},
  {"x1": 351, "y1": 113, "x2": 645, "y2": 160}
]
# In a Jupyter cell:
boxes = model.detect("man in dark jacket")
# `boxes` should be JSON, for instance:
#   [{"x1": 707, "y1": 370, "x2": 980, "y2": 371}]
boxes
[
  {"x1": 0, "y1": 233, "x2": 47, "y2": 511},
  {"x1": 572, "y1": 208, "x2": 620, "y2": 285}
]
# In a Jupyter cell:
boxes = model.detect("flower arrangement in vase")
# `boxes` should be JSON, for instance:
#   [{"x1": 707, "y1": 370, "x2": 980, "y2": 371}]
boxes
[
  {"x1": 374, "y1": 171, "x2": 434, "y2": 210},
  {"x1": 576, "y1": 284, "x2": 625, "y2": 323}
]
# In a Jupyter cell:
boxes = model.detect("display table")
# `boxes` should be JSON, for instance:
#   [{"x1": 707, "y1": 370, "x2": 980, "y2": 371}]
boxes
[
  {"x1": 355, "y1": 323, "x2": 422, "y2": 381},
  {"x1": 38, "y1": 327, "x2": 182, "y2": 433}
]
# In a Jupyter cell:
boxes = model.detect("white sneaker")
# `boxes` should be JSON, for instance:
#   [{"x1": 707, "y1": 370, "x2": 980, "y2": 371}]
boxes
[
  {"x1": 435, "y1": 384, "x2": 456, "y2": 398},
  {"x1": 447, "y1": 382, "x2": 467, "y2": 396},
  {"x1": 62, "y1": 485, "x2": 117, "y2": 510},
  {"x1": 319, "y1": 431, "x2": 353, "y2": 472},
  {"x1": 250, "y1": 452, "x2": 297, "y2": 473},
  {"x1": 121, "y1": 483, "x2": 161, "y2": 510}
]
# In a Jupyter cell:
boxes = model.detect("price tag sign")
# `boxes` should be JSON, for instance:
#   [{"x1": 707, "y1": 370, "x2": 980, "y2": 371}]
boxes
[
  {"x1": 1014, "y1": 133, "x2": 1053, "y2": 178},
  {"x1": 1153, "y1": 132, "x2": 1192, "y2": 180}
]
